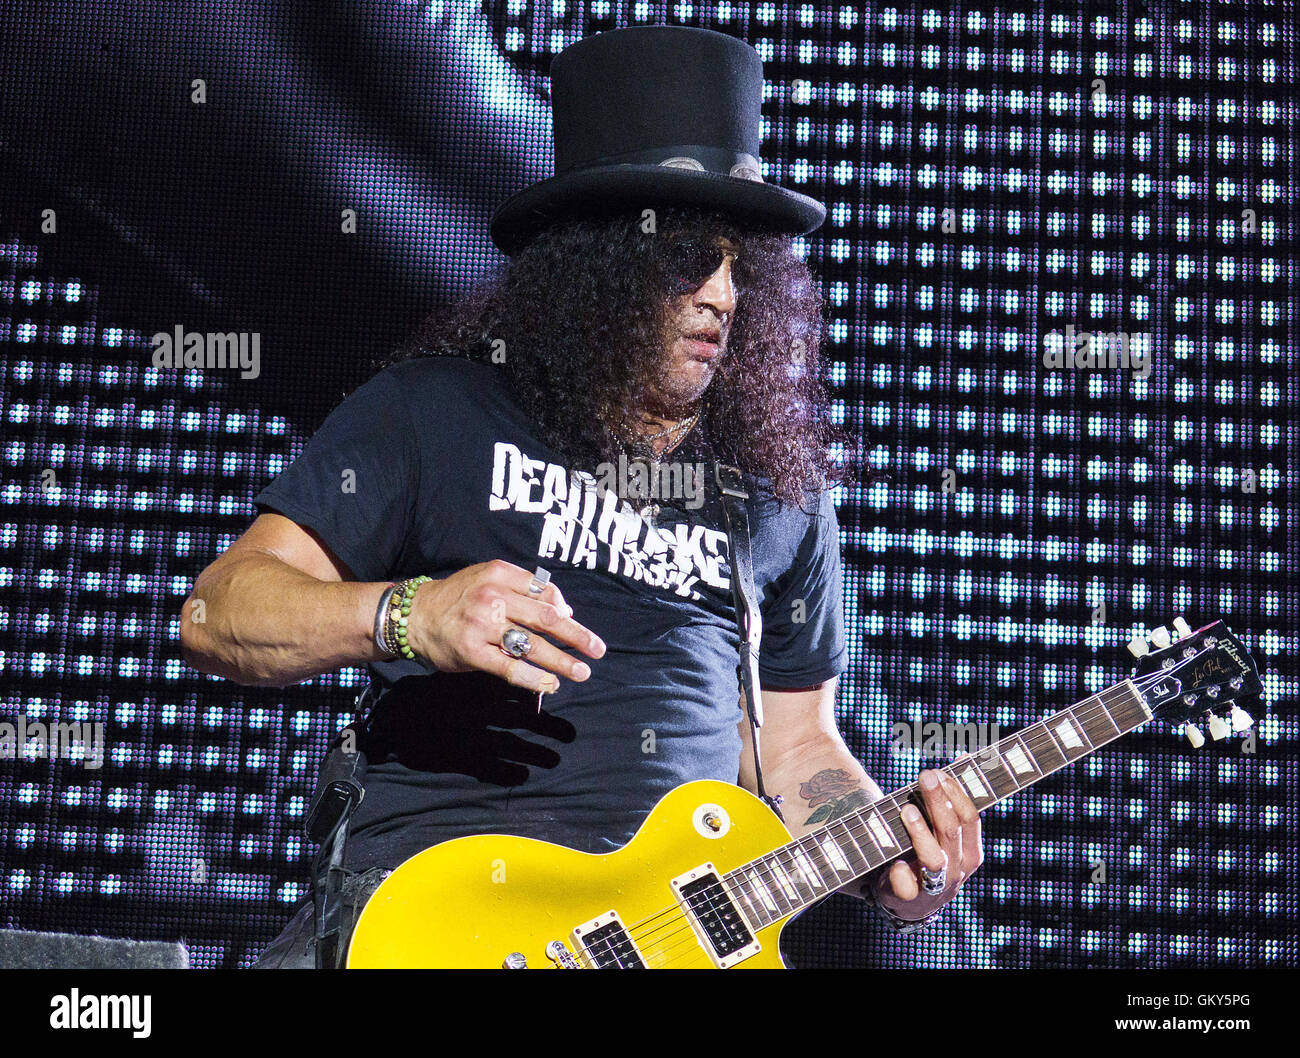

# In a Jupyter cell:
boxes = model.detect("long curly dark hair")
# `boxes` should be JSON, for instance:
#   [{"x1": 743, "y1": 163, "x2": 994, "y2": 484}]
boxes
[{"x1": 377, "y1": 204, "x2": 852, "y2": 509}]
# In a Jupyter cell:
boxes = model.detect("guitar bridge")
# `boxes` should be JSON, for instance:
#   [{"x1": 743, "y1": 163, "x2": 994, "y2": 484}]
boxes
[{"x1": 670, "y1": 863, "x2": 760, "y2": 968}]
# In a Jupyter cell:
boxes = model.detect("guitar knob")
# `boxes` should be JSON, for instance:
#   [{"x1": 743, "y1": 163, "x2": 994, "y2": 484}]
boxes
[
  {"x1": 1172, "y1": 616, "x2": 1193, "y2": 639},
  {"x1": 1126, "y1": 635, "x2": 1150, "y2": 658},
  {"x1": 1206, "y1": 713, "x2": 1230, "y2": 741},
  {"x1": 1149, "y1": 625, "x2": 1171, "y2": 649},
  {"x1": 1229, "y1": 705, "x2": 1254, "y2": 732},
  {"x1": 502, "y1": 952, "x2": 528, "y2": 969},
  {"x1": 1184, "y1": 723, "x2": 1205, "y2": 748},
  {"x1": 545, "y1": 941, "x2": 580, "y2": 968}
]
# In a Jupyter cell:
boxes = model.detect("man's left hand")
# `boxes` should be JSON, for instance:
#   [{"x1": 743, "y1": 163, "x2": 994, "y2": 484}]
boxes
[{"x1": 872, "y1": 766, "x2": 984, "y2": 920}]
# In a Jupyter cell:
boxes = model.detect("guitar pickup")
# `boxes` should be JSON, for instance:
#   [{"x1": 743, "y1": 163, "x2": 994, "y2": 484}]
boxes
[
  {"x1": 570, "y1": 910, "x2": 646, "y2": 969},
  {"x1": 670, "y1": 863, "x2": 760, "y2": 968}
]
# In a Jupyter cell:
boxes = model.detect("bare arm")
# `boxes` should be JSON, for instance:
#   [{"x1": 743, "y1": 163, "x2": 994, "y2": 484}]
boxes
[
  {"x1": 738, "y1": 679, "x2": 984, "y2": 914},
  {"x1": 181, "y1": 512, "x2": 606, "y2": 690},
  {"x1": 180, "y1": 513, "x2": 391, "y2": 687},
  {"x1": 737, "y1": 678, "x2": 884, "y2": 844}
]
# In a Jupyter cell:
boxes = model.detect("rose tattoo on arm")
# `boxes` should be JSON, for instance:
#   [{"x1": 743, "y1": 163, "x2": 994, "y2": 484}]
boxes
[{"x1": 798, "y1": 767, "x2": 871, "y2": 825}]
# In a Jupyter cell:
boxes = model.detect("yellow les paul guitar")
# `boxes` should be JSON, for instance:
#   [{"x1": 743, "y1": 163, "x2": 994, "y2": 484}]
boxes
[{"x1": 347, "y1": 619, "x2": 1258, "y2": 968}]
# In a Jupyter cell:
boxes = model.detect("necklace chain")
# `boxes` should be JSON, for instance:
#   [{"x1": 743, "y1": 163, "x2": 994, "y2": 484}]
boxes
[
  {"x1": 618, "y1": 406, "x2": 701, "y2": 462},
  {"x1": 611, "y1": 406, "x2": 703, "y2": 524}
]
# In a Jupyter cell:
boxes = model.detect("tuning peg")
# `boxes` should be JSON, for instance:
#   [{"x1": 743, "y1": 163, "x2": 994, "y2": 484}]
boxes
[
  {"x1": 1173, "y1": 616, "x2": 1193, "y2": 639},
  {"x1": 1230, "y1": 705, "x2": 1254, "y2": 732},
  {"x1": 1206, "y1": 713, "x2": 1230, "y2": 741},
  {"x1": 1126, "y1": 635, "x2": 1150, "y2": 658},
  {"x1": 1149, "y1": 625, "x2": 1171, "y2": 649},
  {"x1": 1184, "y1": 723, "x2": 1205, "y2": 748}
]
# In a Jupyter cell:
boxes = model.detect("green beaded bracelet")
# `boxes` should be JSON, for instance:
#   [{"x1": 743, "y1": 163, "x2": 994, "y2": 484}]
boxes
[{"x1": 383, "y1": 575, "x2": 432, "y2": 661}]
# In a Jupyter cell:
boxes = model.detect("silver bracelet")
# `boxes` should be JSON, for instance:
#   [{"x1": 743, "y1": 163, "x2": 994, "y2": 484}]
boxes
[{"x1": 373, "y1": 584, "x2": 399, "y2": 658}]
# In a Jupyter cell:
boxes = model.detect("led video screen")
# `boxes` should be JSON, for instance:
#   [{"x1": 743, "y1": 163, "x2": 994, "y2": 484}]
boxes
[{"x1": 0, "y1": 1, "x2": 1293, "y2": 968}]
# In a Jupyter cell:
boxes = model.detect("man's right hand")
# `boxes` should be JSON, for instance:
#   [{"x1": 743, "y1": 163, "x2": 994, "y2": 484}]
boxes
[{"x1": 404, "y1": 560, "x2": 607, "y2": 694}]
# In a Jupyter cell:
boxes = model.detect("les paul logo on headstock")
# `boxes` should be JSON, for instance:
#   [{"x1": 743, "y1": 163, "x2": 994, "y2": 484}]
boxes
[{"x1": 1192, "y1": 656, "x2": 1230, "y2": 686}]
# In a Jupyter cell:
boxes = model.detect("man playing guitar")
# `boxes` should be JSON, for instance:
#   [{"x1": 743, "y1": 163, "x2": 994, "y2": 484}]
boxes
[{"x1": 181, "y1": 26, "x2": 983, "y2": 968}]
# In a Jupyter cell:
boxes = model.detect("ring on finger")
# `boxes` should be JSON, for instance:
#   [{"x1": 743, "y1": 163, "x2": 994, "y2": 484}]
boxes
[
  {"x1": 527, "y1": 566, "x2": 550, "y2": 597},
  {"x1": 501, "y1": 627, "x2": 532, "y2": 659},
  {"x1": 919, "y1": 861, "x2": 947, "y2": 895}
]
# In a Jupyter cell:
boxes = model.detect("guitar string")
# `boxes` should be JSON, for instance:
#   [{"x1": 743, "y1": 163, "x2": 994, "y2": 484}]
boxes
[
  {"x1": 571, "y1": 662, "x2": 1231, "y2": 967},
  {"x1": 591, "y1": 684, "x2": 1136, "y2": 967},
  {"x1": 641, "y1": 682, "x2": 1139, "y2": 930},
  {"x1": 639, "y1": 683, "x2": 1150, "y2": 967},
  {"x1": 592, "y1": 684, "x2": 1142, "y2": 965},
  {"x1": 639, "y1": 675, "x2": 1196, "y2": 968},
  {"x1": 614, "y1": 677, "x2": 1188, "y2": 967}
]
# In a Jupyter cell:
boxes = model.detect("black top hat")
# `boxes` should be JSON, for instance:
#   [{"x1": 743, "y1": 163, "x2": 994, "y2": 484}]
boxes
[{"x1": 489, "y1": 25, "x2": 826, "y2": 255}]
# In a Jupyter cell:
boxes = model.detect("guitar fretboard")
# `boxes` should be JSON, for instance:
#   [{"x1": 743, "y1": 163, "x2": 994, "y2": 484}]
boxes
[{"x1": 723, "y1": 679, "x2": 1153, "y2": 929}]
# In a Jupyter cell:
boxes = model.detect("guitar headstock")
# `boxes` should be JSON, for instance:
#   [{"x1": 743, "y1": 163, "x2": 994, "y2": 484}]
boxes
[{"x1": 1126, "y1": 618, "x2": 1261, "y2": 747}]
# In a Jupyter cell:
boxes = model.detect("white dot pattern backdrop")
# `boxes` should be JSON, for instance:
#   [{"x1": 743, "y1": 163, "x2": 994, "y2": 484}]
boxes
[{"x1": 0, "y1": 1, "x2": 1293, "y2": 967}]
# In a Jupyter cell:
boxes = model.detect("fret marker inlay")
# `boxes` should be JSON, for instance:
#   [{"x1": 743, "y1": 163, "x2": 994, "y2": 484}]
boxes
[
  {"x1": 770, "y1": 860, "x2": 799, "y2": 901},
  {"x1": 1055, "y1": 718, "x2": 1083, "y2": 749},
  {"x1": 1005, "y1": 744, "x2": 1035, "y2": 774},
  {"x1": 957, "y1": 763, "x2": 989, "y2": 800},
  {"x1": 748, "y1": 869, "x2": 777, "y2": 911},
  {"x1": 792, "y1": 847, "x2": 823, "y2": 889},
  {"x1": 866, "y1": 811, "x2": 897, "y2": 851},
  {"x1": 818, "y1": 834, "x2": 849, "y2": 874}
]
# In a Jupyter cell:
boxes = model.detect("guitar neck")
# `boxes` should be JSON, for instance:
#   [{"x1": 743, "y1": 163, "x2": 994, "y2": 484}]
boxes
[{"x1": 724, "y1": 678, "x2": 1155, "y2": 928}]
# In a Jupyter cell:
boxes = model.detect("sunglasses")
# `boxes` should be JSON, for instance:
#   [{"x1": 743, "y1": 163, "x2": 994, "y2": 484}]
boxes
[{"x1": 659, "y1": 238, "x2": 744, "y2": 295}]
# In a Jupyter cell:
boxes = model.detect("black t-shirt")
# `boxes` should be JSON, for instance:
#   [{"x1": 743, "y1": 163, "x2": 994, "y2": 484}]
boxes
[{"x1": 252, "y1": 356, "x2": 847, "y2": 869}]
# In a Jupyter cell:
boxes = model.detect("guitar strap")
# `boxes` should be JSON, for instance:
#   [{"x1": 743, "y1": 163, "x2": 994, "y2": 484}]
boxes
[
  {"x1": 304, "y1": 687, "x2": 370, "y2": 970},
  {"x1": 713, "y1": 461, "x2": 785, "y2": 822}
]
